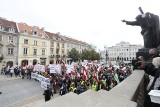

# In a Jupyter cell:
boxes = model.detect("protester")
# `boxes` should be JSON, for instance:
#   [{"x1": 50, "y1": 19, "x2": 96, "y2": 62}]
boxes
[
  {"x1": 139, "y1": 57, "x2": 160, "y2": 107},
  {"x1": 1, "y1": 60, "x2": 131, "y2": 99},
  {"x1": 43, "y1": 85, "x2": 53, "y2": 102}
]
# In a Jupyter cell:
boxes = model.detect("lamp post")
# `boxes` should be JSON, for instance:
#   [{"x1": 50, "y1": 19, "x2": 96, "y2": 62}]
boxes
[{"x1": 105, "y1": 50, "x2": 108, "y2": 64}]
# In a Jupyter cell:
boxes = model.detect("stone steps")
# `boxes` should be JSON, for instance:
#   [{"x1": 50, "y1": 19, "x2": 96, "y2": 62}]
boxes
[{"x1": 27, "y1": 89, "x2": 137, "y2": 107}]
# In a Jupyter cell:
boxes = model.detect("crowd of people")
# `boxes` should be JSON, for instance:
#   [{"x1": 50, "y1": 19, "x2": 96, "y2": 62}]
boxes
[{"x1": 0, "y1": 60, "x2": 131, "y2": 96}]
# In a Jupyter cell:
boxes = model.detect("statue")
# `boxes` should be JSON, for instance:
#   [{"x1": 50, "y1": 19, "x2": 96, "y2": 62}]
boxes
[{"x1": 122, "y1": 7, "x2": 160, "y2": 48}]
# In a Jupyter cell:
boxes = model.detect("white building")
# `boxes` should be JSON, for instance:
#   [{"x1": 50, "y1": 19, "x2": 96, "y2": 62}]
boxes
[{"x1": 102, "y1": 41, "x2": 143, "y2": 64}]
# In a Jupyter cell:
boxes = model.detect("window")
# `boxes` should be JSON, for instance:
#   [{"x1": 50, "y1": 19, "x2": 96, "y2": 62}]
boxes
[
  {"x1": 62, "y1": 50, "x2": 64, "y2": 54},
  {"x1": 24, "y1": 39, "x2": 28, "y2": 44},
  {"x1": 8, "y1": 48, "x2": 13, "y2": 54},
  {"x1": 41, "y1": 33, "x2": 45, "y2": 38},
  {"x1": 34, "y1": 40, "x2": 37, "y2": 45},
  {"x1": 56, "y1": 49, "x2": 59, "y2": 54},
  {"x1": 51, "y1": 49, "x2": 54, "y2": 54},
  {"x1": 0, "y1": 35, "x2": 2, "y2": 42},
  {"x1": 32, "y1": 30, "x2": 38, "y2": 35},
  {"x1": 33, "y1": 49, "x2": 37, "y2": 55},
  {"x1": 62, "y1": 44, "x2": 64, "y2": 48},
  {"x1": 56, "y1": 37, "x2": 61, "y2": 40},
  {"x1": 42, "y1": 42, "x2": 46, "y2": 46},
  {"x1": 8, "y1": 36, "x2": 13, "y2": 43},
  {"x1": 57, "y1": 43, "x2": 60, "y2": 47},
  {"x1": 42, "y1": 49, "x2": 45, "y2": 55},
  {"x1": 23, "y1": 48, "x2": 28, "y2": 55},
  {"x1": 67, "y1": 50, "x2": 69, "y2": 55},
  {"x1": 0, "y1": 25, "x2": 4, "y2": 31},
  {"x1": 24, "y1": 29, "x2": 28, "y2": 34},
  {"x1": 8, "y1": 27, "x2": 15, "y2": 33},
  {"x1": 51, "y1": 42, "x2": 54, "y2": 47}
]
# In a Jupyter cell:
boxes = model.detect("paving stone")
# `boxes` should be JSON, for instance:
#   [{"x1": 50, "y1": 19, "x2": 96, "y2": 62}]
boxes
[{"x1": 0, "y1": 75, "x2": 44, "y2": 107}]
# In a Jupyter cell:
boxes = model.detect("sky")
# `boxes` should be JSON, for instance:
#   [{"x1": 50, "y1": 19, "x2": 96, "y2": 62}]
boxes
[{"x1": 0, "y1": 0, "x2": 160, "y2": 51}]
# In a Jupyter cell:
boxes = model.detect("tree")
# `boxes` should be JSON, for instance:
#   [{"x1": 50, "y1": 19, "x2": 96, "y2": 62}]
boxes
[
  {"x1": 68, "y1": 48, "x2": 80, "y2": 62},
  {"x1": 81, "y1": 49, "x2": 90, "y2": 61},
  {"x1": 80, "y1": 49, "x2": 101, "y2": 61}
]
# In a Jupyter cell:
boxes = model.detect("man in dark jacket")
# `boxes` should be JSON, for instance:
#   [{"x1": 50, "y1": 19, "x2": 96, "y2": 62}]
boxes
[
  {"x1": 43, "y1": 86, "x2": 53, "y2": 102},
  {"x1": 140, "y1": 57, "x2": 160, "y2": 107}
]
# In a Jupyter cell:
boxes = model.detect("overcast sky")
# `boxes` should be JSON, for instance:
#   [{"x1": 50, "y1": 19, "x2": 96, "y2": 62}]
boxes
[{"x1": 1, "y1": 0, "x2": 160, "y2": 51}]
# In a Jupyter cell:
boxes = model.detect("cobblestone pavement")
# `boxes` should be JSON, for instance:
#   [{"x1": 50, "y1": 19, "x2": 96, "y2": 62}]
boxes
[{"x1": 0, "y1": 75, "x2": 44, "y2": 107}]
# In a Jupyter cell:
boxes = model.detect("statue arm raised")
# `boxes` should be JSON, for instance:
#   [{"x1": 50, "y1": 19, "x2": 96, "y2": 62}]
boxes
[{"x1": 122, "y1": 20, "x2": 140, "y2": 26}]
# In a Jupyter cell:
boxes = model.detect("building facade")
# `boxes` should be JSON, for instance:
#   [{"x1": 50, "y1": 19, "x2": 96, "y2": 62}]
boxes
[
  {"x1": 102, "y1": 41, "x2": 143, "y2": 64},
  {"x1": 45, "y1": 31, "x2": 67, "y2": 64},
  {"x1": 0, "y1": 18, "x2": 19, "y2": 67},
  {"x1": 62, "y1": 36, "x2": 90, "y2": 63},
  {"x1": 0, "y1": 17, "x2": 91, "y2": 67},
  {"x1": 17, "y1": 23, "x2": 50, "y2": 66}
]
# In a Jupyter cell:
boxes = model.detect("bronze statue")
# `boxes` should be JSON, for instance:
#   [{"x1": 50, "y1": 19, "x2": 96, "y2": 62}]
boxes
[{"x1": 122, "y1": 7, "x2": 160, "y2": 48}]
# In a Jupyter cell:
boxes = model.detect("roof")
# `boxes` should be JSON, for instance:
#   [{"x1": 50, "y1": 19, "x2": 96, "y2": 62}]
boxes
[
  {"x1": 0, "y1": 17, "x2": 18, "y2": 33},
  {"x1": 62, "y1": 35, "x2": 89, "y2": 46},
  {"x1": 17, "y1": 22, "x2": 48, "y2": 39},
  {"x1": 45, "y1": 31, "x2": 64, "y2": 41}
]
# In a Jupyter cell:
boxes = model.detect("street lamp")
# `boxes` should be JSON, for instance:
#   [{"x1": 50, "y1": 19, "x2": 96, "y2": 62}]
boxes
[{"x1": 105, "y1": 50, "x2": 108, "y2": 63}]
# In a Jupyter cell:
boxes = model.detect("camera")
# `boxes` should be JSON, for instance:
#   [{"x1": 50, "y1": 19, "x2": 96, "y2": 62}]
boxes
[{"x1": 132, "y1": 58, "x2": 153, "y2": 69}]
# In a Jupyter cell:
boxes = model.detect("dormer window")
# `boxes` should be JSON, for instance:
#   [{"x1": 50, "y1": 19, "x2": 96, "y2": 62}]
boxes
[
  {"x1": 56, "y1": 37, "x2": 61, "y2": 40},
  {"x1": 32, "y1": 30, "x2": 38, "y2": 35},
  {"x1": 24, "y1": 29, "x2": 28, "y2": 34},
  {"x1": 41, "y1": 33, "x2": 45, "y2": 38},
  {"x1": 8, "y1": 27, "x2": 15, "y2": 33},
  {"x1": 0, "y1": 25, "x2": 4, "y2": 31}
]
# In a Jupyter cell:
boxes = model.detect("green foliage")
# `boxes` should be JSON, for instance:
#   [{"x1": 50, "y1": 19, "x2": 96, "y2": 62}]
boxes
[
  {"x1": 68, "y1": 48, "x2": 101, "y2": 61},
  {"x1": 68, "y1": 48, "x2": 80, "y2": 61}
]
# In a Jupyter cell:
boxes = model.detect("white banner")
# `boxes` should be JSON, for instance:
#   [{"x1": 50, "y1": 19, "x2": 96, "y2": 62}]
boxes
[
  {"x1": 41, "y1": 81, "x2": 48, "y2": 90},
  {"x1": 66, "y1": 65, "x2": 74, "y2": 73},
  {"x1": 49, "y1": 64, "x2": 56, "y2": 73},
  {"x1": 34, "y1": 64, "x2": 45, "y2": 72},
  {"x1": 55, "y1": 64, "x2": 61, "y2": 74},
  {"x1": 31, "y1": 73, "x2": 50, "y2": 89}
]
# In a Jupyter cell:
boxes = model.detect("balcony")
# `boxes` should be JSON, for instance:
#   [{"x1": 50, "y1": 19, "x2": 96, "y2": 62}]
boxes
[
  {"x1": 50, "y1": 54, "x2": 54, "y2": 58},
  {"x1": 56, "y1": 54, "x2": 60, "y2": 58}
]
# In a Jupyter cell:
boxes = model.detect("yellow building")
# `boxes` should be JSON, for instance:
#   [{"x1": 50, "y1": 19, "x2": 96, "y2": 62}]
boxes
[{"x1": 17, "y1": 23, "x2": 50, "y2": 66}]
